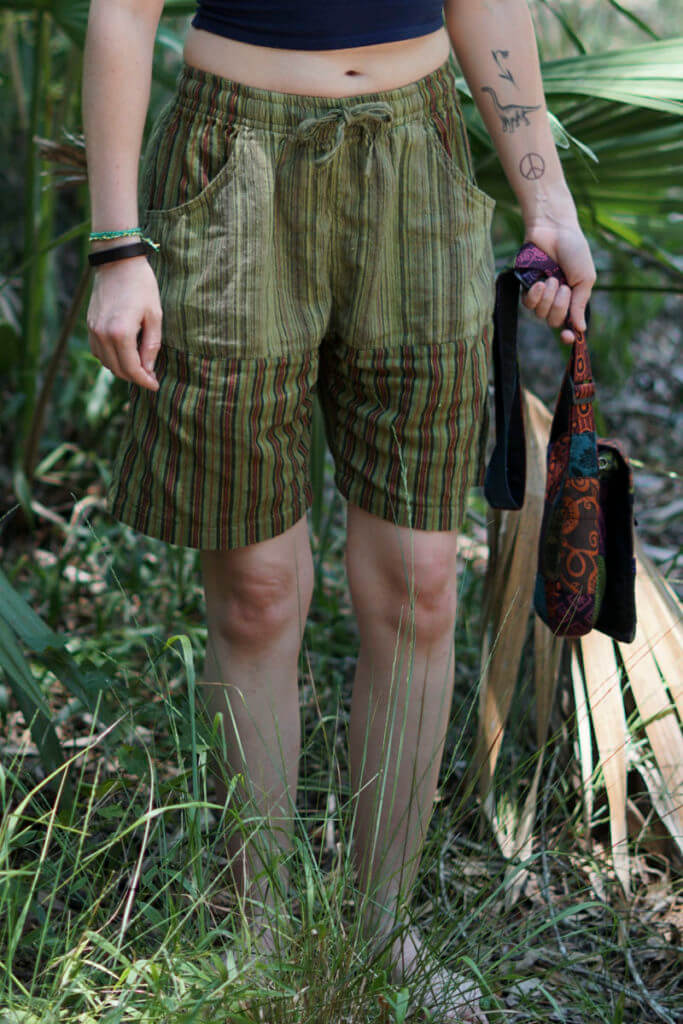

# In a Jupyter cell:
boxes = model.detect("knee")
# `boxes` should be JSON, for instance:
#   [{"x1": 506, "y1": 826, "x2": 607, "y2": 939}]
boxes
[
  {"x1": 393, "y1": 555, "x2": 459, "y2": 644},
  {"x1": 349, "y1": 540, "x2": 458, "y2": 646},
  {"x1": 207, "y1": 558, "x2": 313, "y2": 651}
]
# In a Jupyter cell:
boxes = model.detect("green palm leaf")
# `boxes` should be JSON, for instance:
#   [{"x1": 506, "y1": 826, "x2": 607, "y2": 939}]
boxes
[
  {"x1": 0, "y1": 0, "x2": 195, "y2": 45},
  {"x1": 541, "y1": 38, "x2": 683, "y2": 112},
  {"x1": 0, "y1": 565, "x2": 114, "y2": 782},
  {"x1": 460, "y1": 38, "x2": 683, "y2": 267}
]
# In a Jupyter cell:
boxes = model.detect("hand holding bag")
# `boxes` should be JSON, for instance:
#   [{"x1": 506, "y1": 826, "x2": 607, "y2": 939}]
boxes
[{"x1": 485, "y1": 242, "x2": 637, "y2": 642}]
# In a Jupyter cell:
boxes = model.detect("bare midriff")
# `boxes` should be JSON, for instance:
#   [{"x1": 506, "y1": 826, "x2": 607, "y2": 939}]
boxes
[{"x1": 182, "y1": 25, "x2": 452, "y2": 96}]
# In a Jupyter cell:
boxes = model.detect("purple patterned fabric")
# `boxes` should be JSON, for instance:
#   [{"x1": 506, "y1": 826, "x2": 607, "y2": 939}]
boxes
[{"x1": 514, "y1": 241, "x2": 567, "y2": 291}]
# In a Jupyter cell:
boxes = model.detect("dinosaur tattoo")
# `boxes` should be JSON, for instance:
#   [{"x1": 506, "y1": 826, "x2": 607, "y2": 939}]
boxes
[
  {"x1": 491, "y1": 49, "x2": 516, "y2": 86},
  {"x1": 481, "y1": 86, "x2": 541, "y2": 133}
]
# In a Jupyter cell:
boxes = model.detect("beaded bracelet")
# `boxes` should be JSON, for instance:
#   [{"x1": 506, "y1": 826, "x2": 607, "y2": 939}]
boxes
[{"x1": 89, "y1": 228, "x2": 160, "y2": 252}]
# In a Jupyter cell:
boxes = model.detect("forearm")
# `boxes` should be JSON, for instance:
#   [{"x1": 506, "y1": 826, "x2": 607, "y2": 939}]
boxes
[
  {"x1": 82, "y1": 0, "x2": 164, "y2": 235},
  {"x1": 445, "y1": 0, "x2": 576, "y2": 226}
]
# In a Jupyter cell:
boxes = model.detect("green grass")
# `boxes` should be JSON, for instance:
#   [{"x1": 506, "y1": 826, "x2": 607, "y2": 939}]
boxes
[
  {"x1": 0, "y1": 469, "x2": 680, "y2": 1024},
  {"x1": 0, "y1": 5, "x2": 681, "y2": 1018}
]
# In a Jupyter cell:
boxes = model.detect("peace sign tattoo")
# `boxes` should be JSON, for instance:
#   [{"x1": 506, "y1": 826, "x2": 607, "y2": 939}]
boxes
[{"x1": 519, "y1": 152, "x2": 546, "y2": 180}]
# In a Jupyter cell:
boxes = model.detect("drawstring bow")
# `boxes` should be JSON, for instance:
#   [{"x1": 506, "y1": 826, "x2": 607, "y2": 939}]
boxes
[{"x1": 294, "y1": 101, "x2": 393, "y2": 175}]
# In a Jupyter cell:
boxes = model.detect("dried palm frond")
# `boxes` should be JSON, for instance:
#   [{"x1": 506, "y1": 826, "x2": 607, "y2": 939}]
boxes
[
  {"x1": 35, "y1": 131, "x2": 87, "y2": 189},
  {"x1": 473, "y1": 387, "x2": 683, "y2": 904},
  {"x1": 472, "y1": 393, "x2": 562, "y2": 885}
]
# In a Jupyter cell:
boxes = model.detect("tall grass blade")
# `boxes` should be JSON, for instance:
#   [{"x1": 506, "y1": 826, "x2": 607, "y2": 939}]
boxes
[
  {"x1": 166, "y1": 632, "x2": 207, "y2": 936},
  {"x1": 570, "y1": 645, "x2": 595, "y2": 840}
]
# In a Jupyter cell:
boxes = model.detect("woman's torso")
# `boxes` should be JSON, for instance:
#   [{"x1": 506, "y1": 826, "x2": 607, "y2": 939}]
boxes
[{"x1": 183, "y1": 1, "x2": 451, "y2": 97}]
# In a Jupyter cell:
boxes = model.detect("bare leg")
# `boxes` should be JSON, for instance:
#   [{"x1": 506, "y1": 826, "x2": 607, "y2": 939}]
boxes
[
  {"x1": 199, "y1": 516, "x2": 313, "y2": 953},
  {"x1": 346, "y1": 504, "x2": 488, "y2": 1023}
]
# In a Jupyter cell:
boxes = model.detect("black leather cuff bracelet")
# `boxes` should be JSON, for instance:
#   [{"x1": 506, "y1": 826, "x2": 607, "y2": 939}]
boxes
[{"x1": 88, "y1": 242, "x2": 148, "y2": 267}]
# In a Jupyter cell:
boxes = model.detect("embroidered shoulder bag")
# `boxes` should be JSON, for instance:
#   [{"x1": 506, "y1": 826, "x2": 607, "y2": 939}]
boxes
[{"x1": 485, "y1": 242, "x2": 637, "y2": 641}]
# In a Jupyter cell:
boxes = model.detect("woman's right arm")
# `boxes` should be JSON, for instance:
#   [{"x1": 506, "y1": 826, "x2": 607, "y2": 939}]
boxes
[{"x1": 83, "y1": 0, "x2": 166, "y2": 392}]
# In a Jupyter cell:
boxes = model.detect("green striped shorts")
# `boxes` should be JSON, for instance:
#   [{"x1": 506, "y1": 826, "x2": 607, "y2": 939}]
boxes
[{"x1": 108, "y1": 53, "x2": 496, "y2": 550}]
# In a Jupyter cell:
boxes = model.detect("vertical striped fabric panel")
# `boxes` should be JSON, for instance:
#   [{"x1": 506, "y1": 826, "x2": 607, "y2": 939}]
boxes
[{"x1": 108, "y1": 54, "x2": 495, "y2": 549}]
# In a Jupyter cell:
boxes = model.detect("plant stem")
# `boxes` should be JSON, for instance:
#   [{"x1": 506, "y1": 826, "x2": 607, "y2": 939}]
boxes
[
  {"x1": 15, "y1": 11, "x2": 52, "y2": 509},
  {"x1": 24, "y1": 265, "x2": 92, "y2": 480},
  {"x1": 4, "y1": 11, "x2": 28, "y2": 131}
]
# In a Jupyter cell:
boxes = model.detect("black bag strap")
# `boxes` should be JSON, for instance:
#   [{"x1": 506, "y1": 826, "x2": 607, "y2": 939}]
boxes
[
  {"x1": 484, "y1": 242, "x2": 591, "y2": 510},
  {"x1": 483, "y1": 269, "x2": 526, "y2": 510}
]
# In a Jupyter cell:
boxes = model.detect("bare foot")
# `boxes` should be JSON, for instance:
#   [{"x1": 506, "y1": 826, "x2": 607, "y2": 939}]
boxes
[{"x1": 388, "y1": 926, "x2": 489, "y2": 1024}]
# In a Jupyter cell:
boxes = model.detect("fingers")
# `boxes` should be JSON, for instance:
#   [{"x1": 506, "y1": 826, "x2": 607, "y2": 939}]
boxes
[
  {"x1": 522, "y1": 275, "x2": 592, "y2": 346},
  {"x1": 559, "y1": 274, "x2": 594, "y2": 345},
  {"x1": 548, "y1": 284, "x2": 572, "y2": 328},
  {"x1": 522, "y1": 276, "x2": 571, "y2": 324},
  {"x1": 138, "y1": 308, "x2": 162, "y2": 382},
  {"x1": 520, "y1": 222, "x2": 596, "y2": 344},
  {"x1": 88, "y1": 323, "x2": 125, "y2": 380},
  {"x1": 87, "y1": 262, "x2": 163, "y2": 392},
  {"x1": 535, "y1": 277, "x2": 559, "y2": 320},
  {"x1": 88, "y1": 312, "x2": 160, "y2": 392},
  {"x1": 568, "y1": 277, "x2": 593, "y2": 335},
  {"x1": 117, "y1": 321, "x2": 160, "y2": 390}
]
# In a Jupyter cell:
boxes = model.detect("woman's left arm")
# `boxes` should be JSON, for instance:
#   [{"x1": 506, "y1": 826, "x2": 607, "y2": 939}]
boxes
[{"x1": 444, "y1": 0, "x2": 595, "y2": 343}]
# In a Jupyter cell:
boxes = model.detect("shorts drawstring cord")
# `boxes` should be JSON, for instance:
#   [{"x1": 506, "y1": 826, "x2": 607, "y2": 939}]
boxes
[{"x1": 294, "y1": 101, "x2": 393, "y2": 175}]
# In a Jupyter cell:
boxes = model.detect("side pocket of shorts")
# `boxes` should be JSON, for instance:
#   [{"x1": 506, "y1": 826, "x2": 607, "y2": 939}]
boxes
[
  {"x1": 425, "y1": 90, "x2": 495, "y2": 216},
  {"x1": 138, "y1": 99, "x2": 176, "y2": 218},
  {"x1": 426, "y1": 100, "x2": 496, "y2": 341},
  {"x1": 142, "y1": 125, "x2": 276, "y2": 359},
  {"x1": 143, "y1": 102, "x2": 243, "y2": 221}
]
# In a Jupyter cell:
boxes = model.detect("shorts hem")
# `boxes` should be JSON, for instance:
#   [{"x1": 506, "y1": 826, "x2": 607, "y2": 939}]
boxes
[
  {"x1": 107, "y1": 494, "x2": 313, "y2": 551},
  {"x1": 337, "y1": 476, "x2": 468, "y2": 534}
]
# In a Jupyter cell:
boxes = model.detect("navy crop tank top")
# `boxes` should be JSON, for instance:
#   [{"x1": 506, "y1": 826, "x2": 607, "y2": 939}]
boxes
[{"x1": 192, "y1": 2, "x2": 445, "y2": 51}]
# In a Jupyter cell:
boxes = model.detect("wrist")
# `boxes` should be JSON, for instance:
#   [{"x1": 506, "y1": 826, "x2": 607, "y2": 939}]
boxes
[
  {"x1": 93, "y1": 254, "x2": 147, "y2": 273},
  {"x1": 89, "y1": 241, "x2": 149, "y2": 269},
  {"x1": 521, "y1": 186, "x2": 578, "y2": 229}
]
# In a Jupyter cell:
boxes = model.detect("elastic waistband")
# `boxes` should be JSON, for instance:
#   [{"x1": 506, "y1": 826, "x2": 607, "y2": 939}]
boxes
[{"x1": 174, "y1": 53, "x2": 461, "y2": 131}]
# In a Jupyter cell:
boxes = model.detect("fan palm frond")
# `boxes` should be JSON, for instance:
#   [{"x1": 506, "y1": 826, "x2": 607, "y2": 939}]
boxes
[{"x1": 472, "y1": 388, "x2": 683, "y2": 903}]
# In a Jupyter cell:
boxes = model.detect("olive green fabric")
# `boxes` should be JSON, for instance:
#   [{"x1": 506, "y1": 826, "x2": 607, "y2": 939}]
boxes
[{"x1": 108, "y1": 53, "x2": 496, "y2": 549}]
